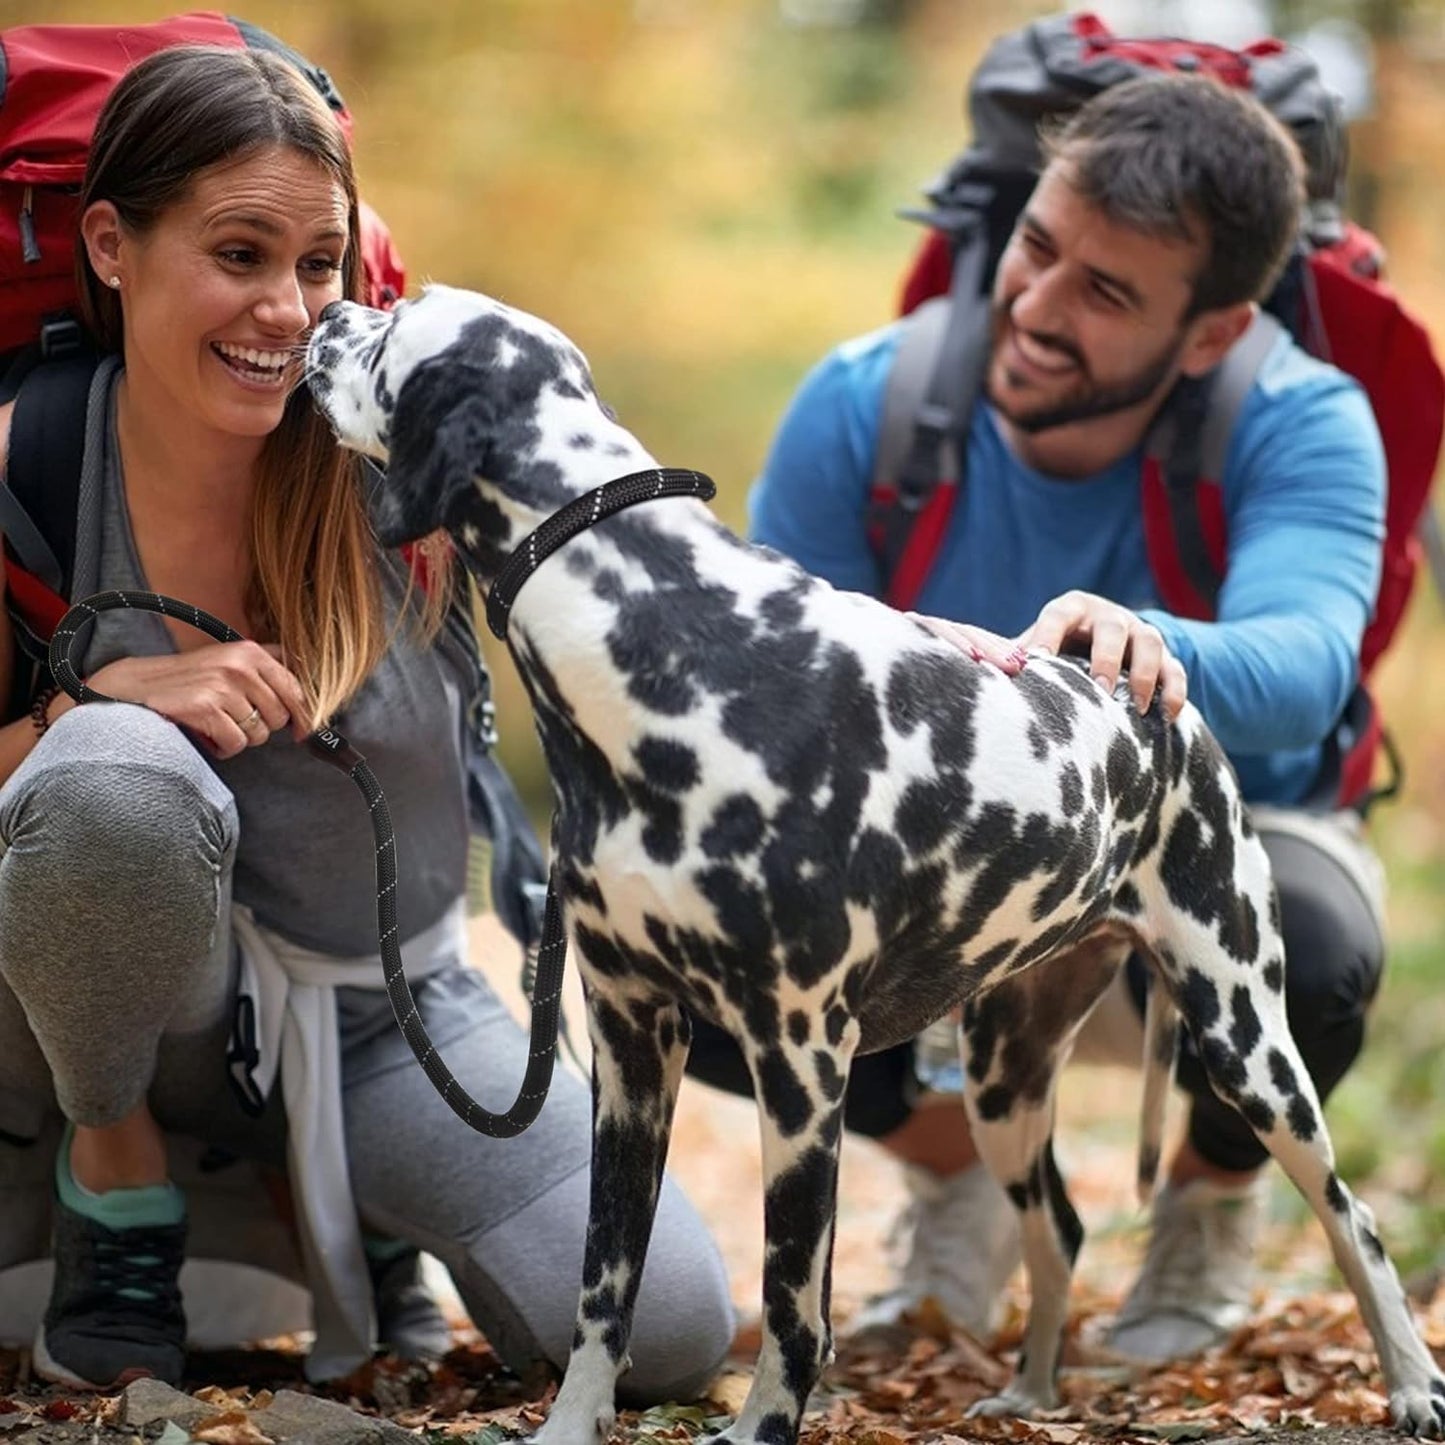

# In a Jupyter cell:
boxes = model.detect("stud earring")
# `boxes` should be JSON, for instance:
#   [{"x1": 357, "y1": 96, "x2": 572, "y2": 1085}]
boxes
[{"x1": 108, "y1": 276, "x2": 121, "y2": 289}]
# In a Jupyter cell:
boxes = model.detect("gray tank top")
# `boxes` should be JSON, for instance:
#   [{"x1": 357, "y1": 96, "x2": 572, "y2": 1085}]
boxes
[{"x1": 77, "y1": 364, "x2": 477, "y2": 955}]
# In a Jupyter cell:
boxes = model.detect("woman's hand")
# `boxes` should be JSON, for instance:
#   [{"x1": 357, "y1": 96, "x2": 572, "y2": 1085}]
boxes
[
  {"x1": 1016, "y1": 589, "x2": 1188, "y2": 720},
  {"x1": 86, "y1": 641, "x2": 309, "y2": 759},
  {"x1": 907, "y1": 614, "x2": 1028, "y2": 675}
]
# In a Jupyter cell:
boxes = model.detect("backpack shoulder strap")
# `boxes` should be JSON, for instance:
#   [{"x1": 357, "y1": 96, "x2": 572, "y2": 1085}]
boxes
[
  {"x1": 3, "y1": 354, "x2": 101, "y2": 597},
  {"x1": 867, "y1": 230, "x2": 993, "y2": 610},
  {"x1": 1198, "y1": 309, "x2": 1284, "y2": 481},
  {"x1": 3, "y1": 355, "x2": 103, "y2": 723},
  {"x1": 871, "y1": 294, "x2": 953, "y2": 504},
  {"x1": 1142, "y1": 310, "x2": 1284, "y2": 618}
]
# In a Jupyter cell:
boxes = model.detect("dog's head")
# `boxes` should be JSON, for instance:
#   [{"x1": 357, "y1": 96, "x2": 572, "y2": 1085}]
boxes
[{"x1": 307, "y1": 284, "x2": 613, "y2": 547}]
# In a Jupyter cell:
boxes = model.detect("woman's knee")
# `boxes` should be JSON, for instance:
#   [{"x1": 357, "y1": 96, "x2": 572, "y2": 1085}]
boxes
[
  {"x1": 428, "y1": 1163, "x2": 733, "y2": 1405},
  {"x1": 615, "y1": 1175, "x2": 735, "y2": 1403},
  {"x1": 0, "y1": 703, "x2": 237, "y2": 872},
  {"x1": 0, "y1": 705, "x2": 239, "y2": 1108}
]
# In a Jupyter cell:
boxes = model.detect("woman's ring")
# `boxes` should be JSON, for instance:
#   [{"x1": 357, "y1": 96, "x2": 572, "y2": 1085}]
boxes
[{"x1": 238, "y1": 706, "x2": 263, "y2": 731}]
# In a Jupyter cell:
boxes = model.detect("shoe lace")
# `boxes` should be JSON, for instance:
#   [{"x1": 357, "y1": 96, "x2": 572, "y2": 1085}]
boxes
[{"x1": 86, "y1": 1225, "x2": 184, "y2": 1320}]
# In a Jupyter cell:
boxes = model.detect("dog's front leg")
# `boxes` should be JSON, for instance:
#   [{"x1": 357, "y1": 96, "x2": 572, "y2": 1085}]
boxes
[
  {"x1": 715, "y1": 1039, "x2": 852, "y2": 1445},
  {"x1": 530, "y1": 987, "x2": 691, "y2": 1445}
]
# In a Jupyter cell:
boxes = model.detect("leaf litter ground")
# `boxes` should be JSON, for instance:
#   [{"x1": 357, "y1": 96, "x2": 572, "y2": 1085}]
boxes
[{"x1": 3, "y1": 1062, "x2": 1441, "y2": 1442}]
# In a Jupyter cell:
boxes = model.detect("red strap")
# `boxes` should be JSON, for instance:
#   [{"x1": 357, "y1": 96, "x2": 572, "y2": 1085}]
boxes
[
  {"x1": 870, "y1": 479, "x2": 960, "y2": 613},
  {"x1": 358, "y1": 198, "x2": 406, "y2": 309},
  {"x1": 1140, "y1": 458, "x2": 1227, "y2": 621},
  {"x1": 1335, "y1": 686, "x2": 1382, "y2": 811},
  {"x1": 1306, "y1": 253, "x2": 1445, "y2": 675},
  {"x1": 899, "y1": 230, "x2": 954, "y2": 318},
  {"x1": 1071, "y1": 13, "x2": 1283, "y2": 88},
  {"x1": 399, "y1": 534, "x2": 456, "y2": 596},
  {"x1": 3, "y1": 557, "x2": 69, "y2": 640}
]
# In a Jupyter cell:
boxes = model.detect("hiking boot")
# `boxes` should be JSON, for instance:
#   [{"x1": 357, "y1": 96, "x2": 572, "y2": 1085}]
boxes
[
  {"x1": 1108, "y1": 1176, "x2": 1265, "y2": 1362},
  {"x1": 34, "y1": 1195, "x2": 187, "y2": 1389},
  {"x1": 848, "y1": 1160, "x2": 1021, "y2": 1339},
  {"x1": 369, "y1": 1245, "x2": 453, "y2": 1361}
]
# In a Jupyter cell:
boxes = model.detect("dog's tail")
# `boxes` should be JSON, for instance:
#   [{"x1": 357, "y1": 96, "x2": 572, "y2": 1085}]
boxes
[{"x1": 1137, "y1": 975, "x2": 1179, "y2": 1206}]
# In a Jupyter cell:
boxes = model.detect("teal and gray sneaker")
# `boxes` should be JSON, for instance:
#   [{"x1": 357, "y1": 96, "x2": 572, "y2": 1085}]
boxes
[{"x1": 33, "y1": 1194, "x2": 187, "y2": 1389}]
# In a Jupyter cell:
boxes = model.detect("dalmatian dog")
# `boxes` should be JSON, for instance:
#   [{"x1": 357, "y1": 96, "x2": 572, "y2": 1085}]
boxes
[{"x1": 307, "y1": 285, "x2": 1445, "y2": 1445}]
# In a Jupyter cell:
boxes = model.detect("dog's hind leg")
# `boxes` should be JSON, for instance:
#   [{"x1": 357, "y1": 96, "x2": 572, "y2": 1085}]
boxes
[
  {"x1": 715, "y1": 1033, "x2": 855, "y2": 1445},
  {"x1": 531, "y1": 988, "x2": 692, "y2": 1445},
  {"x1": 1137, "y1": 975, "x2": 1179, "y2": 1205},
  {"x1": 1144, "y1": 819, "x2": 1445, "y2": 1436},
  {"x1": 961, "y1": 944, "x2": 1123, "y2": 1419}
]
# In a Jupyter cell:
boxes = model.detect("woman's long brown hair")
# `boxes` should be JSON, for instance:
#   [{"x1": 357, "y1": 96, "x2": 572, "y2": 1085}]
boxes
[{"x1": 77, "y1": 45, "x2": 446, "y2": 726}]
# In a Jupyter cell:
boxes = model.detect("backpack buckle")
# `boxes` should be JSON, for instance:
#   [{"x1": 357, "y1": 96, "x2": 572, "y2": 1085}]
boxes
[
  {"x1": 478, "y1": 696, "x2": 499, "y2": 751},
  {"x1": 38, "y1": 314, "x2": 84, "y2": 362}
]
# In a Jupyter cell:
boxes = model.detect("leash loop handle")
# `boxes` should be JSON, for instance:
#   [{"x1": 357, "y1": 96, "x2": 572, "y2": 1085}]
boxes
[{"x1": 47, "y1": 587, "x2": 565, "y2": 1137}]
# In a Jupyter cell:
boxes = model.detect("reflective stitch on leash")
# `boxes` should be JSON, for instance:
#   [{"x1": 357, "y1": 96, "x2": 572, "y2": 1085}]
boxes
[{"x1": 484, "y1": 467, "x2": 717, "y2": 641}]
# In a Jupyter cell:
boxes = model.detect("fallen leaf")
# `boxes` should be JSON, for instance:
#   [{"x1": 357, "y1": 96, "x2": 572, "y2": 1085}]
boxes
[
  {"x1": 704, "y1": 1371, "x2": 753, "y2": 1414},
  {"x1": 192, "y1": 1407, "x2": 275, "y2": 1445}
]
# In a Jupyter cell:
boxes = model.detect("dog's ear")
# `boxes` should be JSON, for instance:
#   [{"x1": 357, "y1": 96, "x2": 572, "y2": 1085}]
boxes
[{"x1": 374, "y1": 370, "x2": 495, "y2": 547}]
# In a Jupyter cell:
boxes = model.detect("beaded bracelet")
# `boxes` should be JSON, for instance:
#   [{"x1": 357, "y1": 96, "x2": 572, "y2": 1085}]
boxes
[{"x1": 30, "y1": 684, "x2": 61, "y2": 738}]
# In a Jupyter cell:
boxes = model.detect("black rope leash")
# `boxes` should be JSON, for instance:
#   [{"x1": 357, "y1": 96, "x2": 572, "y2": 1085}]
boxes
[
  {"x1": 46, "y1": 467, "x2": 716, "y2": 1137},
  {"x1": 486, "y1": 467, "x2": 716, "y2": 639},
  {"x1": 48, "y1": 588, "x2": 559, "y2": 1138}
]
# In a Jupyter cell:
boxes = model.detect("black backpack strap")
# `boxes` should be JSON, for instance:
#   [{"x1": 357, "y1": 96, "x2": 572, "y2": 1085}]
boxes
[
  {"x1": 1143, "y1": 311, "x2": 1284, "y2": 613},
  {"x1": 867, "y1": 229, "x2": 993, "y2": 604},
  {"x1": 872, "y1": 298, "x2": 951, "y2": 517},
  {"x1": 3, "y1": 354, "x2": 104, "y2": 722},
  {"x1": 4, "y1": 353, "x2": 101, "y2": 596}
]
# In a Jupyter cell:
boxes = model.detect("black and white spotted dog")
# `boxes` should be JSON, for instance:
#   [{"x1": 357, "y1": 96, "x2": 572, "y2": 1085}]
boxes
[{"x1": 308, "y1": 285, "x2": 1445, "y2": 1445}]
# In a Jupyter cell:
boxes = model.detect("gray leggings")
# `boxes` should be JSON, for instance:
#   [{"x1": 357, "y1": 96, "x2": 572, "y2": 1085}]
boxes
[{"x1": 0, "y1": 704, "x2": 733, "y2": 1401}]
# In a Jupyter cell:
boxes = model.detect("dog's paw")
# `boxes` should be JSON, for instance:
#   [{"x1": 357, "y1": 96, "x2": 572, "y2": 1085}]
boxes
[
  {"x1": 1388, "y1": 1374, "x2": 1445, "y2": 1438},
  {"x1": 967, "y1": 1384, "x2": 1057, "y2": 1420},
  {"x1": 525, "y1": 1404, "x2": 615, "y2": 1445}
]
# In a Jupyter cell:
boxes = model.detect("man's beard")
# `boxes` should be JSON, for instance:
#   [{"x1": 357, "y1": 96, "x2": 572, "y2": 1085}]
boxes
[{"x1": 986, "y1": 306, "x2": 1185, "y2": 435}]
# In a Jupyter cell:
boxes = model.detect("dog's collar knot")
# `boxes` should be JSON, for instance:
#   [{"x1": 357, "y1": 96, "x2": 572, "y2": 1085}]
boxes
[{"x1": 485, "y1": 467, "x2": 716, "y2": 640}]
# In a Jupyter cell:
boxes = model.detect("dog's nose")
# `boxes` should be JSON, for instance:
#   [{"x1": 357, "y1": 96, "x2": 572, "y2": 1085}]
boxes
[{"x1": 319, "y1": 301, "x2": 345, "y2": 323}]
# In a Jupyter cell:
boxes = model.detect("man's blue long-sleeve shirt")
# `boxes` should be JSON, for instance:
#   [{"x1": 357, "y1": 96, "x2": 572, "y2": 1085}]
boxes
[{"x1": 747, "y1": 320, "x2": 1386, "y2": 806}]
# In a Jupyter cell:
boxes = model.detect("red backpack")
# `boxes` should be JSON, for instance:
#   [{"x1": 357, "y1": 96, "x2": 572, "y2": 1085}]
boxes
[
  {"x1": 0, "y1": 12, "x2": 403, "y2": 357},
  {"x1": 0, "y1": 12, "x2": 408, "y2": 689},
  {"x1": 870, "y1": 11, "x2": 1445, "y2": 813}
]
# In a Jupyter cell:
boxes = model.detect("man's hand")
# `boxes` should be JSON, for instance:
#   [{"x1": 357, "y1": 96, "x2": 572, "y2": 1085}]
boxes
[{"x1": 1017, "y1": 590, "x2": 1188, "y2": 720}]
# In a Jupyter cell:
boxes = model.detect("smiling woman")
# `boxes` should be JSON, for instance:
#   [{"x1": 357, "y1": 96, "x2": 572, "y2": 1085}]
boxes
[
  {"x1": 86, "y1": 148, "x2": 348, "y2": 426},
  {"x1": 0, "y1": 41, "x2": 732, "y2": 1400}
]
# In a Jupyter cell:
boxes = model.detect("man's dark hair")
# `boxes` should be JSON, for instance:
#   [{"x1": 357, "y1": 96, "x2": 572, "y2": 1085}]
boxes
[{"x1": 1041, "y1": 72, "x2": 1306, "y2": 317}]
